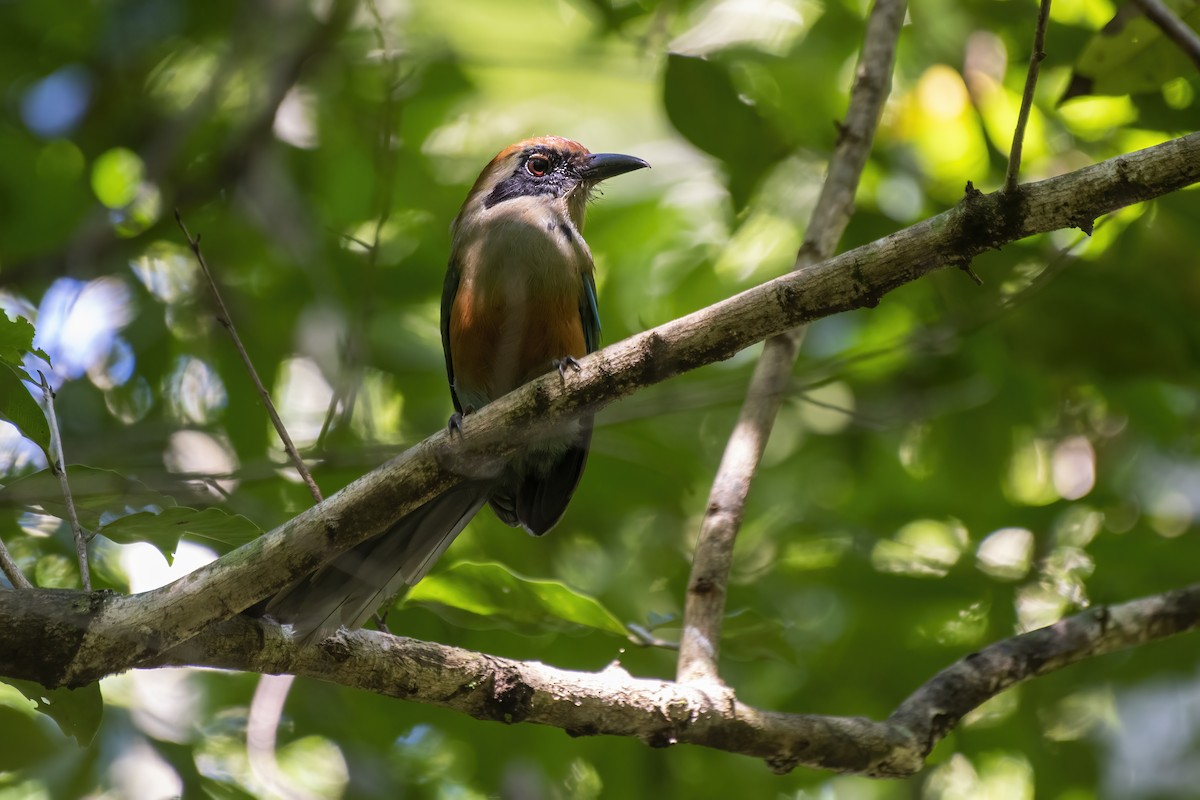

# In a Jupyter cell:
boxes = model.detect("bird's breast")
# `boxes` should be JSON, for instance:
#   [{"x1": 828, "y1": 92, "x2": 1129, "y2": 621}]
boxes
[{"x1": 449, "y1": 203, "x2": 592, "y2": 407}]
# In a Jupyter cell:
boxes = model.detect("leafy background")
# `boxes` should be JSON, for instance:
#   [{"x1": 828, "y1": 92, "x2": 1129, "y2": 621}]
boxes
[{"x1": 2, "y1": 0, "x2": 1199, "y2": 797}]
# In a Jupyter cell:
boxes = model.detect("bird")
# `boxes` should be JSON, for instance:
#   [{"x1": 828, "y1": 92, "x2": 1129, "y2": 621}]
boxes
[{"x1": 266, "y1": 136, "x2": 649, "y2": 644}]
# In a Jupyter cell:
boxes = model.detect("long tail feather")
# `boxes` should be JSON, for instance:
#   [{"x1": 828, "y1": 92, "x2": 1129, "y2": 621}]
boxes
[{"x1": 266, "y1": 481, "x2": 489, "y2": 646}]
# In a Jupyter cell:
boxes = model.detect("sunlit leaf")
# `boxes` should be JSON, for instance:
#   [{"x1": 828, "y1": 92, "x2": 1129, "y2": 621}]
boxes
[
  {"x1": 0, "y1": 465, "x2": 175, "y2": 531},
  {"x1": 0, "y1": 312, "x2": 49, "y2": 367},
  {"x1": 1061, "y1": 0, "x2": 1200, "y2": 100},
  {"x1": 98, "y1": 505, "x2": 262, "y2": 559},
  {"x1": 0, "y1": 678, "x2": 103, "y2": 747},
  {"x1": 406, "y1": 561, "x2": 628, "y2": 637},
  {"x1": 0, "y1": 362, "x2": 50, "y2": 454}
]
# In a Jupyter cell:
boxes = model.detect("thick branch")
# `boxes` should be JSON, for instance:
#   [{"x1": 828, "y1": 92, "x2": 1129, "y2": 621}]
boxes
[
  {"x1": 4, "y1": 583, "x2": 1196, "y2": 776},
  {"x1": 20, "y1": 131, "x2": 1200, "y2": 688},
  {"x1": 678, "y1": 0, "x2": 907, "y2": 685}
]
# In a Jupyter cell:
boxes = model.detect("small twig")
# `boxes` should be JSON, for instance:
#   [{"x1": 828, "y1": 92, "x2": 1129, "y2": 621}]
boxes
[
  {"x1": 37, "y1": 371, "x2": 90, "y2": 592},
  {"x1": 676, "y1": 0, "x2": 909, "y2": 685},
  {"x1": 1129, "y1": 0, "x2": 1200, "y2": 70},
  {"x1": 0, "y1": 536, "x2": 32, "y2": 589},
  {"x1": 958, "y1": 261, "x2": 984, "y2": 285},
  {"x1": 316, "y1": 1, "x2": 406, "y2": 449},
  {"x1": 1005, "y1": 0, "x2": 1053, "y2": 192},
  {"x1": 175, "y1": 211, "x2": 323, "y2": 505},
  {"x1": 627, "y1": 623, "x2": 680, "y2": 650}
]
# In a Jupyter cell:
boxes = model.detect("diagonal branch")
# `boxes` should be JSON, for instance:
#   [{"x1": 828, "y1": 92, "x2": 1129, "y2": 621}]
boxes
[
  {"x1": 29, "y1": 130, "x2": 1200, "y2": 688},
  {"x1": 678, "y1": 0, "x2": 907, "y2": 684},
  {"x1": 1129, "y1": 0, "x2": 1200, "y2": 70},
  {"x1": 37, "y1": 371, "x2": 91, "y2": 591},
  {"x1": 4, "y1": 582, "x2": 1197, "y2": 776},
  {"x1": 0, "y1": 535, "x2": 31, "y2": 589}
]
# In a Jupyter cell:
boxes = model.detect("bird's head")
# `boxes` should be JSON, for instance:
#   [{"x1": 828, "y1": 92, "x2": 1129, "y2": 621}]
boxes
[{"x1": 456, "y1": 136, "x2": 649, "y2": 231}]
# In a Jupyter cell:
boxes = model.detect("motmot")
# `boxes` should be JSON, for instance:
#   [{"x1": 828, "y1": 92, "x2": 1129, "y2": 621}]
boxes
[{"x1": 267, "y1": 136, "x2": 649, "y2": 643}]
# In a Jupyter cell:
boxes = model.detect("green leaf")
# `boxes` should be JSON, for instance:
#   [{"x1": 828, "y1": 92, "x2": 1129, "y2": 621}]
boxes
[
  {"x1": 663, "y1": 53, "x2": 790, "y2": 207},
  {"x1": 0, "y1": 704, "x2": 56, "y2": 770},
  {"x1": 0, "y1": 678, "x2": 103, "y2": 747},
  {"x1": 0, "y1": 311, "x2": 50, "y2": 368},
  {"x1": 405, "y1": 561, "x2": 628, "y2": 637},
  {"x1": 0, "y1": 467, "x2": 261, "y2": 560},
  {"x1": 1061, "y1": 0, "x2": 1200, "y2": 100},
  {"x1": 0, "y1": 465, "x2": 176, "y2": 531},
  {"x1": 0, "y1": 362, "x2": 50, "y2": 454},
  {"x1": 99, "y1": 505, "x2": 262, "y2": 559}
]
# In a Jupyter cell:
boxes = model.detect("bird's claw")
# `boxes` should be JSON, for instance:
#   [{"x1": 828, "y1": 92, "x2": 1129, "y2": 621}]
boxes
[
  {"x1": 447, "y1": 406, "x2": 476, "y2": 438},
  {"x1": 554, "y1": 355, "x2": 582, "y2": 379}
]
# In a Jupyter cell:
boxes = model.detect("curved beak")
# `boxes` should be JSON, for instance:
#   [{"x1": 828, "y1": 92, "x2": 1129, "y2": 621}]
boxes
[{"x1": 580, "y1": 152, "x2": 650, "y2": 182}]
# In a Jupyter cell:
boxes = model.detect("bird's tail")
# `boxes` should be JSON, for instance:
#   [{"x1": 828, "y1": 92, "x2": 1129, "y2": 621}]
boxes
[{"x1": 265, "y1": 481, "x2": 489, "y2": 646}]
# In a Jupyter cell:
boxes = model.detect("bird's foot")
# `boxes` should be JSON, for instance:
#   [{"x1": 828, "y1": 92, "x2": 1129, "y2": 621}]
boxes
[
  {"x1": 447, "y1": 407, "x2": 475, "y2": 438},
  {"x1": 554, "y1": 355, "x2": 582, "y2": 379}
]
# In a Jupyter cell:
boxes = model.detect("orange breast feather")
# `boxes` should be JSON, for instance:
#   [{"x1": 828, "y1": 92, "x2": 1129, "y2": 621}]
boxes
[{"x1": 450, "y1": 278, "x2": 585, "y2": 403}]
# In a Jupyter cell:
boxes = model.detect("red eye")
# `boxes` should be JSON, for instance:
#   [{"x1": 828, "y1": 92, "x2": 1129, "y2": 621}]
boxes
[{"x1": 526, "y1": 155, "x2": 550, "y2": 177}]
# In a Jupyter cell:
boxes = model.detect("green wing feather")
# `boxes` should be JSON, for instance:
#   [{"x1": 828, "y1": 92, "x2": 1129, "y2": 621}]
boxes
[
  {"x1": 440, "y1": 258, "x2": 464, "y2": 413},
  {"x1": 580, "y1": 269, "x2": 601, "y2": 354}
]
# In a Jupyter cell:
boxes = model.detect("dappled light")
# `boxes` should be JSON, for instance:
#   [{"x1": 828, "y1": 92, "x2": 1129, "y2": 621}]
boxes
[
  {"x1": 164, "y1": 356, "x2": 228, "y2": 426},
  {"x1": 871, "y1": 518, "x2": 968, "y2": 578},
  {"x1": 29, "y1": 277, "x2": 135, "y2": 390},
  {"x1": 975, "y1": 527, "x2": 1034, "y2": 581},
  {"x1": 164, "y1": 430, "x2": 239, "y2": 497}
]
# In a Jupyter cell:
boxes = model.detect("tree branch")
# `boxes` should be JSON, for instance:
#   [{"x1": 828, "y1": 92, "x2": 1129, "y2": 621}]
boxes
[
  {"x1": 0, "y1": 535, "x2": 31, "y2": 589},
  {"x1": 677, "y1": 0, "x2": 907, "y2": 685},
  {"x1": 4, "y1": 131, "x2": 1198, "y2": 689},
  {"x1": 38, "y1": 371, "x2": 91, "y2": 591},
  {"x1": 4, "y1": 583, "x2": 1196, "y2": 776}
]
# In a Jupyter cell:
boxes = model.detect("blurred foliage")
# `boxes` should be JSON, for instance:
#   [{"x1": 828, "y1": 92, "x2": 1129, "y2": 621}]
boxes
[
  {"x1": 1062, "y1": 0, "x2": 1200, "y2": 101},
  {"x1": 1, "y1": 0, "x2": 1199, "y2": 797}
]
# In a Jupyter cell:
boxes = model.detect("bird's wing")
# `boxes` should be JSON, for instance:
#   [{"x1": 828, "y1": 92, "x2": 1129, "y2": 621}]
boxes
[
  {"x1": 440, "y1": 256, "x2": 464, "y2": 413},
  {"x1": 580, "y1": 268, "x2": 602, "y2": 354}
]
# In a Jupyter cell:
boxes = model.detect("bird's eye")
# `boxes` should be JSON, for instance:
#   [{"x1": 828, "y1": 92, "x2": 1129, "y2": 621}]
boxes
[{"x1": 526, "y1": 155, "x2": 550, "y2": 177}]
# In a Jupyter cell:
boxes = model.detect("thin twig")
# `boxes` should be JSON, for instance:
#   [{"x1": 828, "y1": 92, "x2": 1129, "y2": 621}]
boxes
[
  {"x1": 0, "y1": 536, "x2": 32, "y2": 589},
  {"x1": 1129, "y1": 0, "x2": 1200, "y2": 70},
  {"x1": 175, "y1": 211, "x2": 324, "y2": 505},
  {"x1": 1005, "y1": 0, "x2": 1053, "y2": 192},
  {"x1": 676, "y1": 0, "x2": 909, "y2": 685},
  {"x1": 317, "y1": 1, "x2": 405, "y2": 449},
  {"x1": 37, "y1": 372, "x2": 91, "y2": 592}
]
